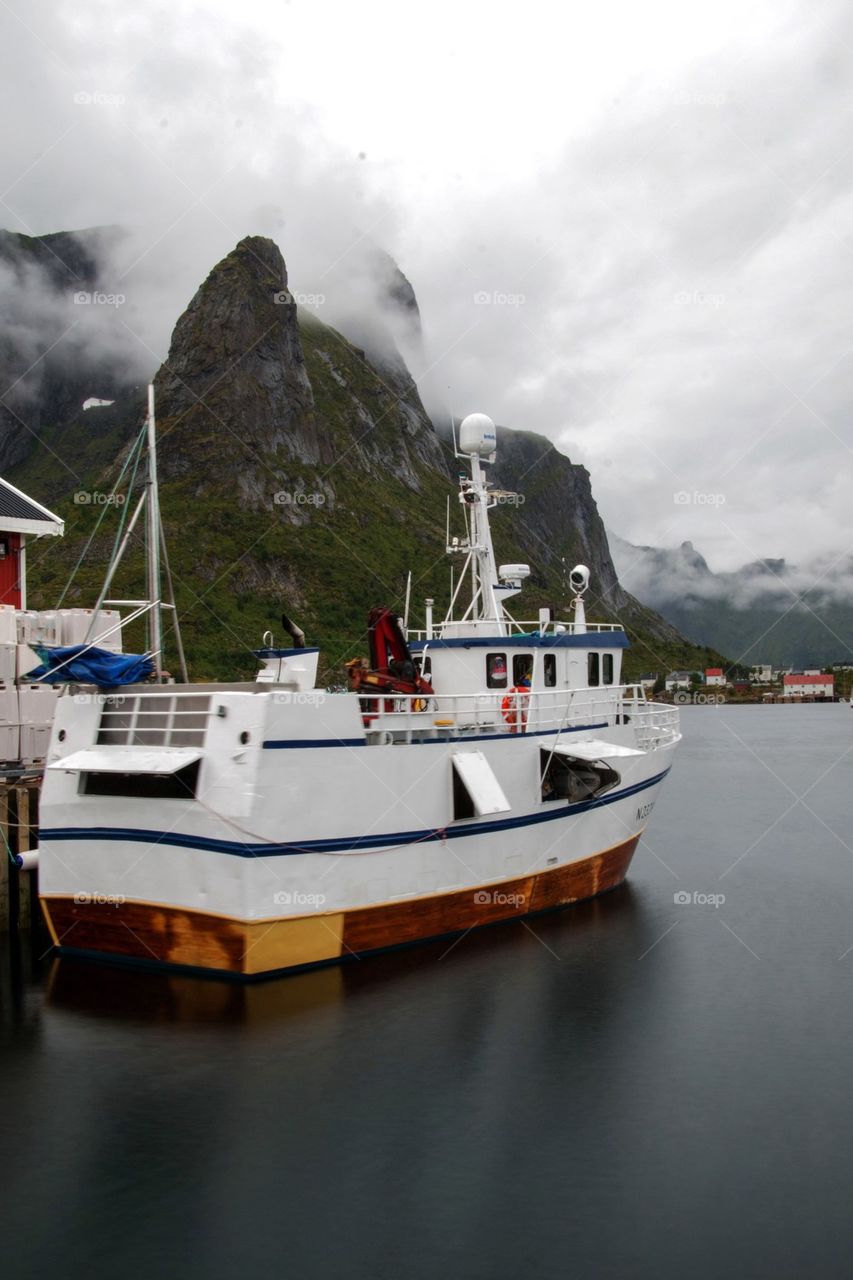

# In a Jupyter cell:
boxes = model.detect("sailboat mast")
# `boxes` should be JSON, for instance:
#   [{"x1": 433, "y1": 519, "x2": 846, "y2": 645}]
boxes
[{"x1": 146, "y1": 384, "x2": 163, "y2": 681}]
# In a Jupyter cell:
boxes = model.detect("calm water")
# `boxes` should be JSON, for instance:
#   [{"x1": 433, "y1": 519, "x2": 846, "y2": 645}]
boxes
[{"x1": 2, "y1": 705, "x2": 853, "y2": 1279}]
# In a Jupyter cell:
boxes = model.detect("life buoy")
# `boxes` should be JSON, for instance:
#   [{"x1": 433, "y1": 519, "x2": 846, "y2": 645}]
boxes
[{"x1": 501, "y1": 686, "x2": 530, "y2": 732}]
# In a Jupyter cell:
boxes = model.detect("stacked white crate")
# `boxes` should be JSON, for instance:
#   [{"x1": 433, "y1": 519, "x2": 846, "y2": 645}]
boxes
[
  {"x1": 16, "y1": 610, "x2": 61, "y2": 646},
  {"x1": 0, "y1": 606, "x2": 20, "y2": 758},
  {"x1": 0, "y1": 678, "x2": 19, "y2": 762},
  {"x1": 57, "y1": 607, "x2": 123, "y2": 652},
  {"x1": 14, "y1": 610, "x2": 42, "y2": 683},
  {"x1": 0, "y1": 606, "x2": 125, "y2": 767},
  {"x1": 0, "y1": 604, "x2": 16, "y2": 684},
  {"x1": 18, "y1": 683, "x2": 59, "y2": 763}
]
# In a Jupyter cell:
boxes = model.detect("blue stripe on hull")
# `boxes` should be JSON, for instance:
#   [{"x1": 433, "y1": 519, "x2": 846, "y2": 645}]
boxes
[{"x1": 40, "y1": 768, "x2": 670, "y2": 858}]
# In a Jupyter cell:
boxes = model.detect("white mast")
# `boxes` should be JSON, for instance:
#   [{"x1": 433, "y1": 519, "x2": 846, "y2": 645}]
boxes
[
  {"x1": 444, "y1": 412, "x2": 527, "y2": 636},
  {"x1": 146, "y1": 384, "x2": 163, "y2": 681},
  {"x1": 466, "y1": 446, "x2": 502, "y2": 623}
]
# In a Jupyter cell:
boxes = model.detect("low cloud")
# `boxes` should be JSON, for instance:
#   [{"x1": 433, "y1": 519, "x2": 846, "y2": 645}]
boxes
[
  {"x1": 611, "y1": 533, "x2": 853, "y2": 612},
  {"x1": 1, "y1": 0, "x2": 853, "y2": 577}
]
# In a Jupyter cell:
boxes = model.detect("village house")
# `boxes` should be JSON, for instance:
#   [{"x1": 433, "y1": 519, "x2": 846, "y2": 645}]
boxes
[
  {"x1": 705, "y1": 667, "x2": 726, "y2": 686},
  {"x1": 665, "y1": 671, "x2": 693, "y2": 691},
  {"x1": 750, "y1": 663, "x2": 773, "y2": 683},
  {"x1": 781, "y1": 673, "x2": 835, "y2": 699}
]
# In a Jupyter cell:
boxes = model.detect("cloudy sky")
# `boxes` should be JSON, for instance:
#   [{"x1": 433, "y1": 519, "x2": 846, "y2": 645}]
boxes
[{"x1": 2, "y1": 0, "x2": 852, "y2": 574}]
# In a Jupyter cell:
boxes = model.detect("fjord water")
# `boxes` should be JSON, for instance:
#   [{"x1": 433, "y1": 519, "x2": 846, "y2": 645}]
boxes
[{"x1": 2, "y1": 705, "x2": 852, "y2": 1279}]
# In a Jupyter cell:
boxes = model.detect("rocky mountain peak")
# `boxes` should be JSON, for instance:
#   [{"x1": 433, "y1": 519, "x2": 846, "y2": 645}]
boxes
[
  {"x1": 678, "y1": 540, "x2": 711, "y2": 574},
  {"x1": 153, "y1": 236, "x2": 320, "y2": 484}
]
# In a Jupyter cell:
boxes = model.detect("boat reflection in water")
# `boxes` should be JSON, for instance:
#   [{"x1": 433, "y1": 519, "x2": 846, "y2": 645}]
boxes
[{"x1": 43, "y1": 879, "x2": 646, "y2": 1030}]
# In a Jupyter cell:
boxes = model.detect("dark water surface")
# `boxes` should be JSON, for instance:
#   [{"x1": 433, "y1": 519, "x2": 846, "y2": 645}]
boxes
[{"x1": 2, "y1": 705, "x2": 853, "y2": 1279}]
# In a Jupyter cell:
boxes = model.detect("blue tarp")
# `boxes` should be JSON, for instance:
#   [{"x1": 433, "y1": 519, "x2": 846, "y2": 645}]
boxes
[{"x1": 26, "y1": 645, "x2": 155, "y2": 687}]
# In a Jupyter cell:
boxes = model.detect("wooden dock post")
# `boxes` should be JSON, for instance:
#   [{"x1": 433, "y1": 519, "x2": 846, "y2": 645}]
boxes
[
  {"x1": 0, "y1": 775, "x2": 41, "y2": 933},
  {"x1": 15, "y1": 784, "x2": 33, "y2": 929},
  {"x1": 0, "y1": 786, "x2": 9, "y2": 931}
]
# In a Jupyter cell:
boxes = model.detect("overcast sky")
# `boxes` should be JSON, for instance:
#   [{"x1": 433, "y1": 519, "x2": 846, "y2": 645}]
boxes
[{"x1": 2, "y1": 0, "x2": 852, "y2": 573}]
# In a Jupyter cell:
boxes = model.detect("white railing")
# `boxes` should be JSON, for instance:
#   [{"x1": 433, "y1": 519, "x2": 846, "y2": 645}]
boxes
[
  {"x1": 356, "y1": 683, "x2": 680, "y2": 750},
  {"x1": 629, "y1": 700, "x2": 681, "y2": 750},
  {"x1": 406, "y1": 619, "x2": 624, "y2": 641}
]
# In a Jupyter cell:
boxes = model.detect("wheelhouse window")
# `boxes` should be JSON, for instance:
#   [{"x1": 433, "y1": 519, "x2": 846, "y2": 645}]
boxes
[
  {"x1": 602, "y1": 653, "x2": 614, "y2": 684},
  {"x1": 486, "y1": 653, "x2": 508, "y2": 688},
  {"x1": 543, "y1": 654, "x2": 556, "y2": 687},
  {"x1": 588, "y1": 652, "x2": 600, "y2": 687},
  {"x1": 512, "y1": 654, "x2": 533, "y2": 687}
]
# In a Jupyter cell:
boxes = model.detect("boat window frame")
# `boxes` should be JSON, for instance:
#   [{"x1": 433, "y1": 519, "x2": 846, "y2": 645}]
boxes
[
  {"x1": 512, "y1": 654, "x2": 533, "y2": 687},
  {"x1": 486, "y1": 652, "x2": 508, "y2": 689},
  {"x1": 588, "y1": 652, "x2": 600, "y2": 687}
]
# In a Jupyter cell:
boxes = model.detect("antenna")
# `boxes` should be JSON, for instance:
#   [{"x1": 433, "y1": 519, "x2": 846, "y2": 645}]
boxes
[
  {"x1": 451, "y1": 413, "x2": 460, "y2": 460},
  {"x1": 403, "y1": 570, "x2": 412, "y2": 634}
]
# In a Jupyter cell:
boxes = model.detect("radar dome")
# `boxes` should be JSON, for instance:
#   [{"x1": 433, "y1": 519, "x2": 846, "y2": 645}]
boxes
[{"x1": 458, "y1": 413, "x2": 497, "y2": 456}]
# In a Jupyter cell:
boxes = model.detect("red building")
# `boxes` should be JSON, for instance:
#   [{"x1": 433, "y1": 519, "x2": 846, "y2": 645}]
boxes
[{"x1": 0, "y1": 478, "x2": 64, "y2": 609}]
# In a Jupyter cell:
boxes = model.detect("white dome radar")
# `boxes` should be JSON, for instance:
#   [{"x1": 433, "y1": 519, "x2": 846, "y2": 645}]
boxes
[{"x1": 458, "y1": 413, "x2": 497, "y2": 457}]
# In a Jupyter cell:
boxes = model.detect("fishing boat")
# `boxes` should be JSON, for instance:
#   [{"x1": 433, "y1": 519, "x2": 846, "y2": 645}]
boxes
[{"x1": 37, "y1": 410, "x2": 681, "y2": 978}]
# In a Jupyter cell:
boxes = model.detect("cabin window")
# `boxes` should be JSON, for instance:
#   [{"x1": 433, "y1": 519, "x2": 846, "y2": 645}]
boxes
[
  {"x1": 588, "y1": 652, "x2": 600, "y2": 687},
  {"x1": 486, "y1": 653, "x2": 508, "y2": 688},
  {"x1": 543, "y1": 654, "x2": 556, "y2": 687},
  {"x1": 602, "y1": 653, "x2": 614, "y2": 685},
  {"x1": 79, "y1": 760, "x2": 201, "y2": 800},
  {"x1": 540, "y1": 750, "x2": 619, "y2": 804},
  {"x1": 512, "y1": 654, "x2": 533, "y2": 687}
]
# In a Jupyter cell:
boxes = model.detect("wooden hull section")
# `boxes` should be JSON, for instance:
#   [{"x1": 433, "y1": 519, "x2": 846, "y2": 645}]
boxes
[{"x1": 41, "y1": 833, "x2": 640, "y2": 979}]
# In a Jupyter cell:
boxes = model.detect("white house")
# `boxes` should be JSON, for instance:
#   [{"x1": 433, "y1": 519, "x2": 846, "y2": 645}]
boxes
[
  {"x1": 705, "y1": 667, "x2": 726, "y2": 686},
  {"x1": 782, "y1": 673, "x2": 834, "y2": 699},
  {"x1": 750, "y1": 663, "x2": 773, "y2": 684},
  {"x1": 665, "y1": 671, "x2": 693, "y2": 691}
]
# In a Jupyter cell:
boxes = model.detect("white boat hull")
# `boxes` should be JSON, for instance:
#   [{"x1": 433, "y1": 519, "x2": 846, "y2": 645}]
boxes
[{"x1": 39, "y1": 690, "x2": 676, "y2": 976}]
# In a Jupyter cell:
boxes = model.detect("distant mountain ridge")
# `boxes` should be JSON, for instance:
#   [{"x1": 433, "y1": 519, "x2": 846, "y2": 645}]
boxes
[{"x1": 611, "y1": 534, "x2": 853, "y2": 668}]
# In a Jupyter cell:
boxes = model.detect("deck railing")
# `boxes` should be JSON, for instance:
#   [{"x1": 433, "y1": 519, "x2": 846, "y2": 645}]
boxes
[
  {"x1": 406, "y1": 620, "x2": 624, "y2": 641},
  {"x1": 357, "y1": 684, "x2": 680, "y2": 750}
]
